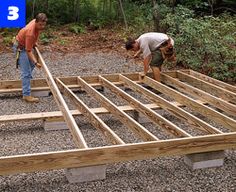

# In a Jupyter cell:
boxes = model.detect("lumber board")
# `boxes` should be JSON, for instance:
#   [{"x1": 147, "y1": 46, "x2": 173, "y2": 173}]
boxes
[
  {"x1": 177, "y1": 71, "x2": 236, "y2": 104},
  {"x1": 56, "y1": 78, "x2": 125, "y2": 145},
  {"x1": 143, "y1": 75, "x2": 236, "y2": 131},
  {"x1": 188, "y1": 70, "x2": 236, "y2": 93},
  {"x1": 35, "y1": 48, "x2": 87, "y2": 149},
  {"x1": 0, "y1": 101, "x2": 207, "y2": 123},
  {"x1": 0, "y1": 132, "x2": 236, "y2": 175},
  {"x1": 162, "y1": 73, "x2": 236, "y2": 117},
  {"x1": 100, "y1": 75, "x2": 191, "y2": 137},
  {"x1": 120, "y1": 74, "x2": 222, "y2": 134},
  {"x1": 77, "y1": 76, "x2": 159, "y2": 141}
]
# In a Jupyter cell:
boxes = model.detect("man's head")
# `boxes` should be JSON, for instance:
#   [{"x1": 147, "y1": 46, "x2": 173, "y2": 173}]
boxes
[
  {"x1": 125, "y1": 38, "x2": 139, "y2": 51},
  {"x1": 35, "y1": 13, "x2": 48, "y2": 31}
]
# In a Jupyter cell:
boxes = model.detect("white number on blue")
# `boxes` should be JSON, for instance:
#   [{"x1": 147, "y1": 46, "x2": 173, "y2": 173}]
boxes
[{"x1": 8, "y1": 6, "x2": 19, "y2": 21}]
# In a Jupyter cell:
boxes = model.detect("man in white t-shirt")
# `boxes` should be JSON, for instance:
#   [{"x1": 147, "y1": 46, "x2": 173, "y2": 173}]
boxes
[{"x1": 125, "y1": 32, "x2": 176, "y2": 82}]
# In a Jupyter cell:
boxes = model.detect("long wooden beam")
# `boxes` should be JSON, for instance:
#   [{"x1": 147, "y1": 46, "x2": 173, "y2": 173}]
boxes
[
  {"x1": 143, "y1": 75, "x2": 236, "y2": 131},
  {"x1": 177, "y1": 71, "x2": 236, "y2": 104},
  {"x1": 0, "y1": 73, "x2": 141, "y2": 93},
  {"x1": 0, "y1": 101, "x2": 207, "y2": 123},
  {"x1": 120, "y1": 74, "x2": 222, "y2": 134},
  {"x1": 99, "y1": 75, "x2": 191, "y2": 137},
  {"x1": 188, "y1": 70, "x2": 236, "y2": 93},
  {"x1": 35, "y1": 48, "x2": 88, "y2": 149},
  {"x1": 77, "y1": 76, "x2": 159, "y2": 141},
  {"x1": 162, "y1": 73, "x2": 236, "y2": 117},
  {"x1": 56, "y1": 78, "x2": 125, "y2": 145},
  {"x1": 0, "y1": 132, "x2": 236, "y2": 175}
]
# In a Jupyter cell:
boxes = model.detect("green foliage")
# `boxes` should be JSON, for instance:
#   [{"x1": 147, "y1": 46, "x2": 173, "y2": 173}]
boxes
[
  {"x1": 161, "y1": 9, "x2": 236, "y2": 81},
  {"x1": 40, "y1": 29, "x2": 54, "y2": 45},
  {"x1": 69, "y1": 24, "x2": 86, "y2": 34}
]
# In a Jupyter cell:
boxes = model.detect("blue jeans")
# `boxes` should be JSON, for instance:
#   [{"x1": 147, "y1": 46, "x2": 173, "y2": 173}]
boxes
[{"x1": 13, "y1": 45, "x2": 35, "y2": 96}]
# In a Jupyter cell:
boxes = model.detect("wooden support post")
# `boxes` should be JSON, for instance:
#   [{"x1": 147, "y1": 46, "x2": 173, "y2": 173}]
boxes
[{"x1": 77, "y1": 76, "x2": 159, "y2": 142}]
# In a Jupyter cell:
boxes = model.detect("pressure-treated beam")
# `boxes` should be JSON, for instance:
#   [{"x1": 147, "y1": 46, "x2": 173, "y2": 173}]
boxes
[
  {"x1": 35, "y1": 48, "x2": 87, "y2": 149},
  {"x1": 0, "y1": 100, "x2": 207, "y2": 123},
  {"x1": 188, "y1": 70, "x2": 236, "y2": 93},
  {"x1": 177, "y1": 71, "x2": 236, "y2": 105},
  {"x1": 0, "y1": 132, "x2": 236, "y2": 175},
  {"x1": 120, "y1": 74, "x2": 222, "y2": 134},
  {"x1": 0, "y1": 73, "x2": 141, "y2": 93},
  {"x1": 143, "y1": 75, "x2": 236, "y2": 131},
  {"x1": 77, "y1": 76, "x2": 159, "y2": 141},
  {"x1": 56, "y1": 78, "x2": 125, "y2": 145},
  {"x1": 161, "y1": 73, "x2": 236, "y2": 117},
  {"x1": 99, "y1": 75, "x2": 191, "y2": 137}
]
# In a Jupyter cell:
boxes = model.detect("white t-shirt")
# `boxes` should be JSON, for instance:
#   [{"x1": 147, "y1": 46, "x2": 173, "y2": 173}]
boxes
[{"x1": 136, "y1": 32, "x2": 174, "y2": 58}]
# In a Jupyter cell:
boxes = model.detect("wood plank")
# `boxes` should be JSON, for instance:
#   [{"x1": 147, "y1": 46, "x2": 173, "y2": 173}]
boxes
[
  {"x1": 56, "y1": 78, "x2": 125, "y2": 145},
  {"x1": 0, "y1": 101, "x2": 204, "y2": 123},
  {"x1": 35, "y1": 48, "x2": 87, "y2": 149},
  {"x1": 77, "y1": 76, "x2": 159, "y2": 141},
  {"x1": 0, "y1": 132, "x2": 236, "y2": 175},
  {"x1": 143, "y1": 75, "x2": 236, "y2": 131},
  {"x1": 177, "y1": 71, "x2": 236, "y2": 104},
  {"x1": 188, "y1": 70, "x2": 236, "y2": 93},
  {"x1": 162, "y1": 73, "x2": 236, "y2": 117},
  {"x1": 100, "y1": 75, "x2": 191, "y2": 137},
  {"x1": 119, "y1": 75, "x2": 222, "y2": 134}
]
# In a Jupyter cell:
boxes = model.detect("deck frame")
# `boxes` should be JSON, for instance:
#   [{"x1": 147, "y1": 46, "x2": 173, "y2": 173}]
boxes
[{"x1": 0, "y1": 48, "x2": 235, "y2": 176}]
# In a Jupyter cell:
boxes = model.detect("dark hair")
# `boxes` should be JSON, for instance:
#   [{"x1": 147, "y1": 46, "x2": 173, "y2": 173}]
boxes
[
  {"x1": 35, "y1": 13, "x2": 48, "y2": 23},
  {"x1": 125, "y1": 38, "x2": 136, "y2": 50}
]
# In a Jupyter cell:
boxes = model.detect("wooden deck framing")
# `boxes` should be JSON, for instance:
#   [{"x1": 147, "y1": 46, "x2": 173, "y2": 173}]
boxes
[{"x1": 0, "y1": 48, "x2": 235, "y2": 176}]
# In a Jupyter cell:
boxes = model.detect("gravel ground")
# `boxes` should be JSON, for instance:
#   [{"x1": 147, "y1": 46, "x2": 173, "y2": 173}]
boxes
[{"x1": 0, "y1": 51, "x2": 235, "y2": 192}]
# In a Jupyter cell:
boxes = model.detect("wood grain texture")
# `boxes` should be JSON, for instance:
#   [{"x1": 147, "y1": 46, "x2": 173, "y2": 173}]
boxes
[
  {"x1": 119, "y1": 74, "x2": 222, "y2": 134},
  {"x1": 100, "y1": 75, "x2": 191, "y2": 137},
  {"x1": 162, "y1": 73, "x2": 236, "y2": 117},
  {"x1": 177, "y1": 71, "x2": 236, "y2": 103},
  {"x1": 77, "y1": 76, "x2": 159, "y2": 141},
  {"x1": 35, "y1": 48, "x2": 87, "y2": 149},
  {"x1": 143, "y1": 75, "x2": 236, "y2": 131},
  {"x1": 56, "y1": 78, "x2": 125, "y2": 145},
  {"x1": 0, "y1": 132, "x2": 236, "y2": 175}
]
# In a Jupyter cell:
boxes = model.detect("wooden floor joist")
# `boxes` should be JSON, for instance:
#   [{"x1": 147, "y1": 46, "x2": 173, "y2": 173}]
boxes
[
  {"x1": 162, "y1": 72, "x2": 236, "y2": 116},
  {"x1": 0, "y1": 48, "x2": 235, "y2": 176}
]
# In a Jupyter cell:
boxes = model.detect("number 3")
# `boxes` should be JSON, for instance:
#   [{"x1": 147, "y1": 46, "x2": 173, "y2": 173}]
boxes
[{"x1": 8, "y1": 6, "x2": 19, "y2": 21}]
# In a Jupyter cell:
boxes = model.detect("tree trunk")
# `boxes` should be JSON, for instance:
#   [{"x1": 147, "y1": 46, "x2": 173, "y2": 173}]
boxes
[
  {"x1": 74, "y1": 0, "x2": 80, "y2": 23},
  {"x1": 118, "y1": 0, "x2": 128, "y2": 30},
  {"x1": 32, "y1": 0, "x2": 36, "y2": 19},
  {"x1": 152, "y1": 0, "x2": 160, "y2": 32}
]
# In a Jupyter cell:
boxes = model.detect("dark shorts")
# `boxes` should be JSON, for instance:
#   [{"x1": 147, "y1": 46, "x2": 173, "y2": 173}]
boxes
[{"x1": 149, "y1": 50, "x2": 164, "y2": 68}]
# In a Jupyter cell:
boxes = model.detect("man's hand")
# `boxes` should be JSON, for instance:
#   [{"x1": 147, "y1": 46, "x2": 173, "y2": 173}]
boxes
[
  {"x1": 133, "y1": 50, "x2": 141, "y2": 58},
  {"x1": 139, "y1": 72, "x2": 146, "y2": 80},
  {"x1": 35, "y1": 62, "x2": 42, "y2": 69}
]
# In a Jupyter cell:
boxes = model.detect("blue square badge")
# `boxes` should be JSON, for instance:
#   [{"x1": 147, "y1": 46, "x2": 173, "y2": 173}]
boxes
[{"x1": 0, "y1": 0, "x2": 26, "y2": 28}]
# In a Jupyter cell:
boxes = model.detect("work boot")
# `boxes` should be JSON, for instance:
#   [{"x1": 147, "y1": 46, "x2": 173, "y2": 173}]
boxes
[{"x1": 23, "y1": 96, "x2": 39, "y2": 103}]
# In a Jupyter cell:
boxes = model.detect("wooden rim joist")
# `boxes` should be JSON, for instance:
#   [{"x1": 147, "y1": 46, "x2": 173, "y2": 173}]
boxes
[{"x1": 0, "y1": 48, "x2": 235, "y2": 176}]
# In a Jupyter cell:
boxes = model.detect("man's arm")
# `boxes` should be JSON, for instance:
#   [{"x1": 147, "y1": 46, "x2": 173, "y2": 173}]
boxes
[
  {"x1": 133, "y1": 49, "x2": 141, "y2": 58},
  {"x1": 26, "y1": 51, "x2": 41, "y2": 68},
  {"x1": 143, "y1": 54, "x2": 152, "y2": 75}
]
